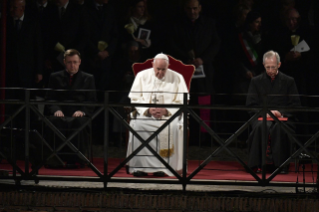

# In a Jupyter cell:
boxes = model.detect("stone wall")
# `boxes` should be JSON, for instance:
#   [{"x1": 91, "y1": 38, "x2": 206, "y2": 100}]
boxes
[{"x1": 1, "y1": 191, "x2": 319, "y2": 211}]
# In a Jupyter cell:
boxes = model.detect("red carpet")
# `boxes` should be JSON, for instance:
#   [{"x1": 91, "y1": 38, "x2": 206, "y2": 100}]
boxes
[{"x1": 1, "y1": 158, "x2": 317, "y2": 183}]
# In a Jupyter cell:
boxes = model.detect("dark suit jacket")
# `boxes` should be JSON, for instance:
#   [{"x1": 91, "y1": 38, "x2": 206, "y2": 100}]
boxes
[
  {"x1": 169, "y1": 14, "x2": 221, "y2": 93},
  {"x1": 265, "y1": 24, "x2": 314, "y2": 96},
  {"x1": 246, "y1": 71, "x2": 301, "y2": 119},
  {"x1": 26, "y1": 1, "x2": 56, "y2": 60},
  {"x1": 84, "y1": 0, "x2": 118, "y2": 58},
  {"x1": 47, "y1": 2, "x2": 89, "y2": 61},
  {"x1": 6, "y1": 13, "x2": 43, "y2": 87},
  {"x1": 46, "y1": 70, "x2": 96, "y2": 117}
]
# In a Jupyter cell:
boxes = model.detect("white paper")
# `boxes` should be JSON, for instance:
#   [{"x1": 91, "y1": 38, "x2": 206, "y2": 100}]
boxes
[
  {"x1": 192, "y1": 65, "x2": 205, "y2": 79},
  {"x1": 138, "y1": 28, "x2": 151, "y2": 40},
  {"x1": 291, "y1": 39, "x2": 310, "y2": 52}
]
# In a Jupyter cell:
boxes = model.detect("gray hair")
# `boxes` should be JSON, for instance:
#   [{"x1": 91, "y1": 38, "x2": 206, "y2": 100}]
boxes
[{"x1": 263, "y1": 50, "x2": 280, "y2": 64}]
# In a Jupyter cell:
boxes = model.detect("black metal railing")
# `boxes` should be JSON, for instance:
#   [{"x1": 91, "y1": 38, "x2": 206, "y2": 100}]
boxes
[{"x1": 0, "y1": 88, "x2": 318, "y2": 191}]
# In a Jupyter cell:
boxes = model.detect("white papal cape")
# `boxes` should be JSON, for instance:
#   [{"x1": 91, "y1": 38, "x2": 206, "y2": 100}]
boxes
[{"x1": 126, "y1": 68, "x2": 189, "y2": 176}]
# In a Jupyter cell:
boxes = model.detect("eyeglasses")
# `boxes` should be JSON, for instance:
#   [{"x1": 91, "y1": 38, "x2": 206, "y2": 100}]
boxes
[{"x1": 265, "y1": 66, "x2": 277, "y2": 70}]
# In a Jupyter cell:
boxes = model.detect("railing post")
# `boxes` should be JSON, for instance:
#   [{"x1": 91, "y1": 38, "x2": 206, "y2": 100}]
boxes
[
  {"x1": 182, "y1": 92, "x2": 188, "y2": 191},
  {"x1": 261, "y1": 94, "x2": 267, "y2": 184},
  {"x1": 25, "y1": 89, "x2": 30, "y2": 175},
  {"x1": 104, "y1": 91, "x2": 109, "y2": 189}
]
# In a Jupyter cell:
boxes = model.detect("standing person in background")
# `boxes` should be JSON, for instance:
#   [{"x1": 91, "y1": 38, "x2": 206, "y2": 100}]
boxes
[
  {"x1": 215, "y1": 3, "x2": 251, "y2": 100},
  {"x1": 168, "y1": 0, "x2": 220, "y2": 145},
  {"x1": 83, "y1": 0, "x2": 118, "y2": 145},
  {"x1": 27, "y1": 0, "x2": 56, "y2": 88},
  {"x1": 46, "y1": 0, "x2": 89, "y2": 72},
  {"x1": 83, "y1": 0, "x2": 118, "y2": 91},
  {"x1": 266, "y1": 8, "x2": 313, "y2": 95},
  {"x1": 121, "y1": 0, "x2": 153, "y2": 63},
  {"x1": 233, "y1": 11, "x2": 264, "y2": 102},
  {"x1": 6, "y1": 0, "x2": 43, "y2": 98}
]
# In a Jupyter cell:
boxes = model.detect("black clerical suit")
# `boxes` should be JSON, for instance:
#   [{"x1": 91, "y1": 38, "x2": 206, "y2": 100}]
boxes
[
  {"x1": 45, "y1": 70, "x2": 96, "y2": 164},
  {"x1": 246, "y1": 72, "x2": 301, "y2": 168}
]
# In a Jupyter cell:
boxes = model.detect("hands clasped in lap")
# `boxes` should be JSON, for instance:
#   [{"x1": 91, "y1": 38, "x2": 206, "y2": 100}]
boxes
[
  {"x1": 267, "y1": 110, "x2": 282, "y2": 118},
  {"x1": 148, "y1": 108, "x2": 168, "y2": 119},
  {"x1": 54, "y1": 110, "x2": 85, "y2": 118}
]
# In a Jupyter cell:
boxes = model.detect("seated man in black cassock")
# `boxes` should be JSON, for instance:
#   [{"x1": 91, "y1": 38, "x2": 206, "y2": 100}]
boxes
[
  {"x1": 246, "y1": 50, "x2": 301, "y2": 174},
  {"x1": 45, "y1": 49, "x2": 96, "y2": 167}
]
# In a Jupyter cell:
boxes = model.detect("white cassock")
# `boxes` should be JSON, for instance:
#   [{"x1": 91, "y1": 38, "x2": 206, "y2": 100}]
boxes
[{"x1": 126, "y1": 68, "x2": 189, "y2": 176}]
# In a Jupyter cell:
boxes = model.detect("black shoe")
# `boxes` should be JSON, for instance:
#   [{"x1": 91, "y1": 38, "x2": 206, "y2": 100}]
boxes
[
  {"x1": 153, "y1": 171, "x2": 166, "y2": 177},
  {"x1": 126, "y1": 165, "x2": 130, "y2": 174},
  {"x1": 280, "y1": 166, "x2": 289, "y2": 174},
  {"x1": 133, "y1": 171, "x2": 148, "y2": 177}
]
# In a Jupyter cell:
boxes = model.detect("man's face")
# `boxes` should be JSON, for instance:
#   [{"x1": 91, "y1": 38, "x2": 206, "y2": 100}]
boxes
[
  {"x1": 64, "y1": 54, "x2": 81, "y2": 75},
  {"x1": 55, "y1": 0, "x2": 68, "y2": 7},
  {"x1": 184, "y1": 0, "x2": 201, "y2": 21},
  {"x1": 153, "y1": 59, "x2": 168, "y2": 80},
  {"x1": 10, "y1": 0, "x2": 25, "y2": 19},
  {"x1": 264, "y1": 56, "x2": 281, "y2": 78},
  {"x1": 285, "y1": 10, "x2": 300, "y2": 31}
]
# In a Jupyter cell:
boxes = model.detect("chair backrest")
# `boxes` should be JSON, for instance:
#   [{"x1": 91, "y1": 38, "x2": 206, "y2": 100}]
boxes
[{"x1": 132, "y1": 55, "x2": 195, "y2": 91}]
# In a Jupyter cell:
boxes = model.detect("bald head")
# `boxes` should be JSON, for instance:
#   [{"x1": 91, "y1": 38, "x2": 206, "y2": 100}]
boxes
[{"x1": 10, "y1": 0, "x2": 25, "y2": 18}]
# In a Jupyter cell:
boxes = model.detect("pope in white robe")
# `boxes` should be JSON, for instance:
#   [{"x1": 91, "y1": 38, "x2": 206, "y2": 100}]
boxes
[{"x1": 126, "y1": 53, "x2": 189, "y2": 177}]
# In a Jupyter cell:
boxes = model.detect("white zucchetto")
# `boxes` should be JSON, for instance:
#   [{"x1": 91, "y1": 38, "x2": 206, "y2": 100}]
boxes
[{"x1": 154, "y1": 53, "x2": 169, "y2": 62}]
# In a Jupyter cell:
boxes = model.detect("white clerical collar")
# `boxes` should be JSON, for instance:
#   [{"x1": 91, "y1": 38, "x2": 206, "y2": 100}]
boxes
[
  {"x1": 37, "y1": 1, "x2": 48, "y2": 8},
  {"x1": 14, "y1": 14, "x2": 24, "y2": 21}
]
